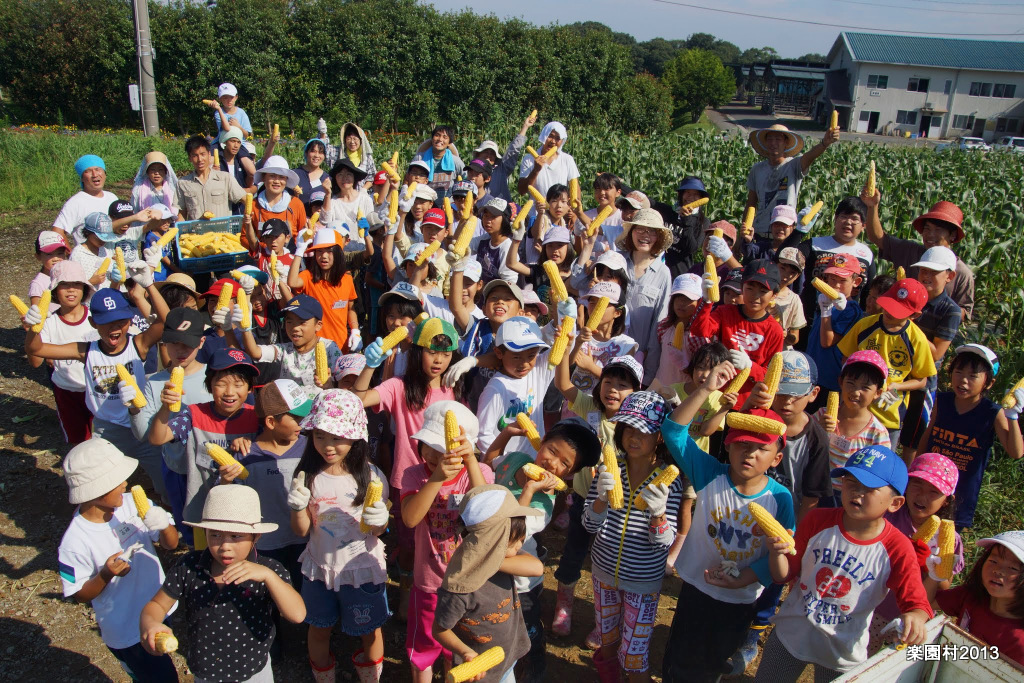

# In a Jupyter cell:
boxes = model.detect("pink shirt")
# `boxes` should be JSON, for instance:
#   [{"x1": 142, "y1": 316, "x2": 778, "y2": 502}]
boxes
[
  {"x1": 374, "y1": 378, "x2": 455, "y2": 489},
  {"x1": 400, "y1": 463, "x2": 494, "y2": 593}
]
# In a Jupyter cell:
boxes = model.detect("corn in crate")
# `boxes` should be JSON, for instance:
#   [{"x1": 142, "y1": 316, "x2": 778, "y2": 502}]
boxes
[{"x1": 174, "y1": 216, "x2": 248, "y2": 273}]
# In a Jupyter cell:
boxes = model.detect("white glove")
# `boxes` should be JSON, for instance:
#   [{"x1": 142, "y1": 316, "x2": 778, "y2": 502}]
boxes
[
  {"x1": 23, "y1": 304, "x2": 43, "y2": 328},
  {"x1": 386, "y1": 217, "x2": 400, "y2": 236},
  {"x1": 728, "y1": 349, "x2": 752, "y2": 371},
  {"x1": 443, "y1": 356, "x2": 478, "y2": 388},
  {"x1": 236, "y1": 273, "x2": 257, "y2": 296},
  {"x1": 317, "y1": 117, "x2": 328, "y2": 136},
  {"x1": 127, "y1": 261, "x2": 154, "y2": 288},
  {"x1": 287, "y1": 473, "x2": 311, "y2": 511},
  {"x1": 117, "y1": 541, "x2": 145, "y2": 564},
  {"x1": 398, "y1": 191, "x2": 415, "y2": 214},
  {"x1": 557, "y1": 296, "x2": 578, "y2": 320},
  {"x1": 142, "y1": 245, "x2": 163, "y2": 270},
  {"x1": 142, "y1": 505, "x2": 171, "y2": 532},
  {"x1": 117, "y1": 380, "x2": 137, "y2": 407},
  {"x1": 925, "y1": 553, "x2": 946, "y2": 583},
  {"x1": 512, "y1": 225, "x2": 527, "y2": 242},
  {"x1": 832, "y1": 292, "x2": 847, "y2": 312},
  {"x1": 876, "y1": 390, "x2": 900, "y2": 409},
  {"x1": 228, "y1": 303, "x2": 244, "y2": 329},
  {"x1": 796, "y1": 205, "x2": 821, "y2": 233},
  {"x1": 720, "y1": 560, "x2": 741, "y2": 578},
  {"x1": 596, "y1": 464, "x2": 617, "y2": 502},
  {"x1": 347, "y1": 328, "x2": 363, "y2": 352},
  {"x1": 210, "y1": 306, "x2": 228, "y2": 328},
  {"x1": 818, "y1": 292, "x2": 835, "y2": 318},
  {"x1": 640, "y1": 483, "x2": 670, "y2": 517},
  {"x1": 293, "y1": 239, "x2": 309, "y2": 261},
  {"x1": 361, "y1": 499, "x2": 389, "y2": 529},
  {"x1": 1005, "y1": 389, "x2": 1024, "y2": 420},
  {"x1": 451, "y1": 255, "x2": 472, "y2": 272},
  {"x1": 701, "y1": 273, "x2": 718, "y2": 304},
  {"x1": 707, "y1": 235, "x2": 733, "y2": 262}
]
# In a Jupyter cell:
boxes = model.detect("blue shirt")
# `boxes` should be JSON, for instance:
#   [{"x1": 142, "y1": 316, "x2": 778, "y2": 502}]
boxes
[
  {"x1": 142, "y1": 231, "x2": 174, "y2": 282},
  {"x1": 806, "y1": 301, "x2": 863, "y2": 392},
  {"x1": 215, "y1": 107, "x2": 252, "y2": 135}
]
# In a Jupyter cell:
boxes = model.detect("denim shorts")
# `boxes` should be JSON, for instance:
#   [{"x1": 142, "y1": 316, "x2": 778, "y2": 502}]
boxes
[{"x1": 301, "y1": 577, "x2": 391, "y2": 635}]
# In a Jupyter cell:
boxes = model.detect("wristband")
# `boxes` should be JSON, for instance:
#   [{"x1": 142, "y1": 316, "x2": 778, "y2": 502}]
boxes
[{"x1": 650, "y1": 519, "x2": 671, "y2": 535}]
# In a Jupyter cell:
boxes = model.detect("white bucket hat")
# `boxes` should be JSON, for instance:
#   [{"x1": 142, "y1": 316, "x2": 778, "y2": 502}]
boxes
[
  {"x1": 63, "y1": 438, "x2": 138, "y2": 504},
  {"x1": 254, "y1": 155, "x2": 299, "y2": 188},
  {"x1": 412, "y1": 400, "x2": 480, "y2": 454},
  {"x1": 183, "y1": 485, "x2": 278, "y2": 534}
]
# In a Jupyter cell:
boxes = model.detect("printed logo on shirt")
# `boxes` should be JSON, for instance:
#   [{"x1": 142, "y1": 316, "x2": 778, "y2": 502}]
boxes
[
  {"x1": 58, "y1": 561, "x2": 76, "y2": 583},
  {"x1": 729, "y1": 330, "x2": 766, "y2": 353},
  {"x1": 797, "y1": 545, "x2": 879, "y2": 625},
  {"x1": 706, "y1": 504, "x2": 761, "y2": 562},
  {"x1": 91, "y1": 358, "x2": 142, "y2": 399}
]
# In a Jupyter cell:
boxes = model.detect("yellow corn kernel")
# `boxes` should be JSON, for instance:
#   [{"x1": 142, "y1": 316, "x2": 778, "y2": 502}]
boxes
[
  {"x1": 451, "y1": 217, "x2": 476, "y2": 258},
  {"x1": 811, "y1": 277, "x2": 841, "y2": 301},
  {"x1": 216, "y1": 282, "x2": 233, "y2": 312},
  {"x1": 724, "y1": 365, "x2": 751, "y2": 394},
  {"x1": 115, "y1": 247, "x2": 127, "y2": 284},
  {"x1": 826, "y1": 391, "x2": 839, "y2": 422},
  {"x1": 543, "y1": 260, "x2": 568, "y2": 303},
  {"x1": 201, "y1": 211, "x2": 215, "y2": 220},
  {"x1": 513, "y1": 200, "x2": 534, "y2": 230},
  {"x1": 763, "y1": 353, "x2": 784, "y2": 400},
  {"x1": 462, "y1": 190, "x2": 476, "y2": 221},
  {"x1": 587, "y1": 203, "x2": 615, "y2": 238},
  {"x1": 541, "y1": 144, "x2": 557, "y2": 161},
  {"x1": 168, "y1": 366, "x2": 184, "y2": 413},
  {"x1": 896, "y1": 266, "x2": 906, "y2": 281},
  {"x1": 444, "y1": 410, "x2": 461, "y2": 453},
  {"x1": 1002, "y1": 377, "x2": 1024, "y2": 408},
  {"x1": 585, "y1": 296, "x2": 610, "y2": 331},
  {"x1": 309, "y1": 211, "x2": 321, "y2": 230},
  {"x1": 713, "y1": 227, "x2": 723, "y2": 239},
  {"x1": 603, "y1": 444, "x2": 623, "y2": 509},
  {"x1": 447, "y1": 646, "x2": 505, "y2": 683},
  {"x1": 154, "y1": 227, "x2": 178, "y2": 248},
  {"x1": 131, "y1": 485, "x2": 150, "y2": 519},
  {"x1": 516, "y1": 413, "x2": 543, "y2": 451},
  {"x1": 704, "y1": 255, "x2": 719, "y2": 303},
  {"x1": 405, "y1": 182, "x2": 418, "y2": 200},
  {"x1": 268, "y1": 252, "x2": 280, "y2": 282},
  {"x1": 742, "y1": 206, "x2": 755, "y2": 231},
  {"x1": 31, "y1": 289, "x2": 51, "y2": 333},
  {"x1": 388, "y1": 189, "x2": 399, "y2": 223},
  {"x1": 235, "y1": 289, "x2": 250, "y2": 330},
  {"x1": 415, "y1": 240, "x2": 441, "y2": 266},
  {"x1": 681, "y1": 197, "x2": 710, "y2": 212},
  {"x1": 865, "y1": 160, "x2": 876, "y2": 197},
  {"x1": 727, "y1": 411, "x2": 786, "y2": 436},
  {"x1": 115, "y1": 364, "x2": 147, "y2": 409},
  {"x1": 154, "y1": 631, "x2": 179, "y2": 654},
  {"x1": 202, "y1": 99, "x2": 217, "y2": 107},
  {"x1": 9, "y1": 295, "x2": 29, "y2": 316},
  {"x1": 672, "y1": 322, "x2": 686, "y2": 350},
  {"x1": 314, "y1": 341, "x2": 330, "y2": 385},
  {"x1": 635, "y1": 465, "x2": 680, "y2": 510},
  {"x1": 568, "y1": 177, "x2": 580, "y2": 204},
  {"x1": 205, "y1": 442, "x2": 248, "y2": 479},
  {"x1": 244, "y1": 192, "x2": 253, "y2": 217},
  {"x1": 522, "y1": 463, "x2": 567, "y2": 491},
  {"x1": 530, "y1": 108, "x2": 538, "y2": 118},
  {"x1": 380, "y1": 326, "x2": 409, "y2": 353},
  {"x1": 830, "y1": 110, "x2": 839, "y2": 130},
  {"x1": 380, "y1": 160, "x2": 399, "y2": 182},
  {"x1": 936, "y1": 519, "x2": 956, "y2": 580},
  {"x1": 913, "y1": 514, "x2": 941, "y2": 543},
  {"x1": 527, "y1": 184, "x2": 546, "y2": 207},
  {"x1": 444, "y1": 197, "x2": 454, "y2": 227},
  {"x1": 749, "y1": 501, "x2": 796, "y2": 554},
  {"x1": 390, "y1": 150, "x2": 399, "y2": 169},
  {"x1": 212, "y1": 148, "x2": 219, "y2": 168},
  {"x1": 547, "y1": 319, "x2": 573, "y2": 369},
  {"x1": 526, "y1": 145, "x2": 540, "y2": 159},
  {"x1": 801, "y1": 200, "x2": 824, "y2": 226},
  {"x1": 95, "y1": 257, "x2": 112, "y2": 278},
  {"x1": 360, "y1": 479, "x2": 384, "y2": 533}
]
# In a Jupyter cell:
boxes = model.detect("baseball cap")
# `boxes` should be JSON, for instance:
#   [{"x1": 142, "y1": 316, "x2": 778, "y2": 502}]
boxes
[
  {"x1": 108, "y1": 200, "x2": 135, "y2": 221},
  {"x1": 671, "y1": 273, "x2": 702, "y2": 300},
  {"x1": 481, "y1": 197, "x2": 510, "y2": 217},
  {"x1": 593, "y1": 249, "x2": 629, "y2": 277},
  {"x1": 422, "y1": 208, "x2": 446, "y2": 229},
  {"x1": 604, "y1": 356, "x2": 644, "y2": 386},
  {"x1": 770, "y1": 205, "x2": 798, "y2": 226},
  {"x1": 495, "y1": 316, "x2": 549, "y2": 352},
  {"x1": 412, "y1": 317, "x2": 459, "y2": 351},
  {"x1": 207, "y1": 347, "x2": 258, "y2": 376},
  {"x1": 462, "y1": 259, "x2": 483, "y2": 283},
  {"x1": 63, "y1": 438, "x2": 138, "y2": 504},
  {"x1": 235, "y1": 264, "x2": 269, "y2": 286},
  {"x1": 148, "y1": 203, "x2": 176, "y2": 220},
  {"x1": 203, "y1": 278, "x2": 240, "y2": 300},
  {"x1": 306, "y1": 228, "x2": 345, "y2": 252},
  {"x1": 412, "y1": 400, "x2": 480, "y2": 455},
  {"x1": 309, "y1": 189, "x2": 327, "y2": 206},
  {"x1": 281, "y1": 293, "x2": 324, "y2": 320},
  {"x1": 467, "y1": 159, "x2": 493, "y2": 176},
  {"x1": 452, "y1": 180, "x2": 475, "y2": 197},
  {"x1": 953, "y1": 343, "x2": 999, "y2": 375},
  {"x1": 777, "y1": 247, "x2": 805, "y2": 270},
  {"x1": 36, "y1": 230, "x2": 69, "y2": 254},
  {"x1": 83, "y1": 212, "x2": 116, "y2": 240},
  {"x1": 608, "y1": 391, "x2": 670, "y2": 434},
  {"x1": 412, "y1": 184, "x2": 438, "y2": 203},
  {"x1": 89, "y1": 288, "x2": 133, "y2": 324},
  {"x1": 722, "y1": 268, "x2": 744, "y2": 292},
  {"x1": 474, "y1": 140, "x2": 501, "y2": 156},
  {"x1": 876, "y1": 278, "x2": 928, "y2": 319},
  {"x1": 742, "y1": 259, "x2": 781, "y2": 291},
  {"x1": 907, "y1": 453, "x2": 959, "y2": 497},
  {"x1": 842, "y1": 350, "x2": 889, "y2": 381},
  {"x1": 541, "y1": 225, "x2": 571, "y2": 246},
  {"x1": 161, "y1": 307, "x2": 205, "y2": 347},
  {"x1": 378, "y1": 281, "x2": 421, "y2": 307},
  {"x1": 777, "y1": 350, "x2": 817, "y2": 397},
  {"x1": 707, "y1": 220, "x2": 737, "y2": 244},
  {"x1": 482, "y1": 279, "x2": 524, "y2": 308},
  {"x1": 332, "y1": 353, "x2": 366, "y2": 380},
  {"x1": 976, "y1": 531, "x2": 1024, "y2": 565},
  {"x1": 408, "y1": 159, "x2": 431, "y2": 175},
  {"x1": 372, "y1": 170, "x2": 388, "y2": 186},
  {"x1": 255, "y1": 378, "x2": 314, "y2": 419},
  {"x1": 823, "y1": 253, "x2": 863, "y2": 277},
  {"x1": 583, "y1": 280, "x2": 621, "y2": 303},
  {"x1": 402, "y1": 242, "x2": 435, "y2": 266},
  {"x1": 912, "y1": 246, "x2": 957, "y2": 273},
  {"x1": 260, "y1": 218, "x2": 291, "y2": 239},
  {"x1": 724, "y1": 408, "x2": 787, "y2": 448},
  {"x1": 831, "y1": 445, "x2": 908, "y2": 494},
  {"x1": 217, "y1": 82, "x2": 238, "y2": 97},
  {"x1": 520, "y1": 288, "x2": 548, "y2": 316}
]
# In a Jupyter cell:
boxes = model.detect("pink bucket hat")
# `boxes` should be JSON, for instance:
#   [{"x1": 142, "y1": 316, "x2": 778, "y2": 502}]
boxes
[
  {"x1": 907, "y1": 453, "x2": 959, "y2": 497},
  {"x1": 300, "y1": 389, "x2": 368, "y2": 440}
]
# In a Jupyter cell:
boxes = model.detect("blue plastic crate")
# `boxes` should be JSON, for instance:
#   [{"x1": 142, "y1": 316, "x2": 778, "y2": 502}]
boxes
[{"x1": 174, "y1": 216, "x2": 251, "y2": 274}]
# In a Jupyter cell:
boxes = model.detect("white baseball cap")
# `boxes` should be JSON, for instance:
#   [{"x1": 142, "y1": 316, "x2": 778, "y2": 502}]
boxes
[
  {"x1": 462, "y1": 259, "x2": 483, "y2": 283},
  {"x1": 977, "y1": 531, "x2": 1024, "y2": 565},
  {"x1": 217, "y1": 82, "x2": 238, "y2": 97},
  {"x1": 412, "y1": 400, "x2": 480, "y2": 454},
  {"x1": 495, "y1": 316, "x2": 549, "y2": 352},
  {"x1": 474, "y1": 140, "x2": 501, "y2": 156},
  {"x1": 671, "y1": 273, "x2": 702, "y2": 300},
  {"x1": 912, "y1": 246, "x2": 957, "y2": 273}
]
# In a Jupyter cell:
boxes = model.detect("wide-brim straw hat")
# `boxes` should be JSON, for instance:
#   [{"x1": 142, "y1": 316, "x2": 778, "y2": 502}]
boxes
[
  {"x1": 748, "y1": 124, "x2": 804, "y2": 158},
  {"x1": 616, "y1": 207, "x2": 672, "y2": 256},
  {"x1": 183, "y1": 484, "x2": 278, "y2": 534}
]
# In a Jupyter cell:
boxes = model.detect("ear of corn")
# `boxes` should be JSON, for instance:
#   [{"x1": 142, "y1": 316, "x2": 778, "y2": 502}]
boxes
[
  {"x1": 447, "y1": 646, "x2": 505, "y2": 683},
  {"x1": 154, "y1": 631, "x2": 179, "y2": 654},
  {"x1": 388, "y1": 189, "x2": 399, "y2": 223},
  {"x1": 405, "y1": 182, "x2": 418, "y2": 200},
  {"x1": 309, "y1": 211, "x2": 320, "y2": 230},
  {"x1": 205, "y1": 442, "x2": 248, "y2": 479},
  {"x1": 865, "y1": 160, "x2": 876, "y2": 197},
  {"x1": 530, "y1": 109, "x2": 538, "y2": 118},
  {"x1": 216, "y1": 283, "x2": 234, "y2": 312},
  {"x1": 451, "y1": 218, "x2": 476, "y2": 258},
  {"x1": 315, "y1": 341, "x2": 330, "y2": 385},
  {"x1": 516, "y1": 413, "x2": 543, "y2": 451},
  {"x1": 31, "y1": 289, "x2": 51, "y2": 333},
  {"x1": 712, "y1": 227, "x2": 723, "y2": 239},
  {"x1": 568, "y1": 177, "x2": 581, "y2": 206},
  {"x1": 115, "y1": 247, "x2": 127, "y2": 284},
  {"x1": 543, "y1": 261, "x2": 568, "y2": 303},
  {"x1": 527, "y1": 184, "x2": 546, "y2": 206},
  {"x1": 801, "y1": 200, "x2": 824, "y2": 226},
  {"x1": 444, "y1": 410, "x2": 461, "y2": 453},
  {"x1": 726, "y1": 412, "x2": 786, "y2": 436},
  {"x1": 380, "y1": 161, "x2": 401, "y2": 184},
  {"x1": 236, "y1": 289, "x2": 251, "y2": 330},
  {"x1": 379, "y1": 327, "x2": 409, "y2": 353},
  {"x1": 415, "y1": 240, "x2": 441, "y2": 266},
  {"x1": 763, "y1": 353, "x2": 784, "y2": 401},
  {"x1": 547, "y1": 318, "x2": 573, "y2": 368},
  {"x1": 168, "y1": 367, "x2": 184, "y2": 412},
  {"x1": 935, "y1": 519, "x2": 956, "y2": 580},
  {"x1": 443, "y1": 197, "x2": 454, "y2": 227},
  {"x1": 812, "y1": 277, "x2": 841, "y2": 301},
  {"x1": 635, "y1": 465, "x2": 680, "y2": 510},
  {"x1": 131, "y1": 485, "x2": 150, "y2": 519},
  {"x1": 672, "y1": 322, "x2": 686, "y2": 350},
  {"x1": 913, "y1": 514, "x2": 941, "y2": 542},
  {"x1": 202, "y1": 99, "x2": 217, "y2": 106},
  {"x1": 268, "y1": 252, "x2": 280, "y2": 283},
  {"x1": 1002, "y1": 377, "x2": 1024, "y2": 408},
  {"x1": 724, "y1": 365, "x2": 751, "y2": 394},
  {"x1": 895, "y1": 266, "x2": 906, "y2": 280},
  {"x1": 682, "y1": 197, "x2": 710, "y2": 212},
  {"x1": 749, "y1": 501, "x2": 797, "y2": 554},
  {"x1": 390, "y1": 150, "x2": 399, "y2": 168},
  {"x1": 830, "y1": 110, "x2": 839, "y2": 130},
  {"x1": 603, "y1": 444, "x2": 623, "y2": 509},
  {"x1": 95, "y1": 257, "x2": 112, "y2": 278},
  {"x1": 826, "y1": 391, "x2": 839, "y2": 422},
  {"x1": 115, "y1": 364, "x2": 147, "y2": 408},
  {"x1": 9, "y1": 295, "x2": 29, "y2": 316},
  {"x1": 587, "y1": 203, "x2": 615, "y2": 238},
  {"x1": 526, "y1": 145, "x2": 540, "y2": 159},
  {"x1": 513, "y1": 200, "x2": 534, "y2": 230},
  {"x1": 521, "y1": 463, "x2": 567, "y2": 491},
  {"x1": 585, "y1": 296, "x2": 610, "y2": 331},
  {"x1": 742, "y1": 206, "x2": 755, "y2": 231},
  {"x1": 201, "y1": 211, "x2": 215, "y2": 220},
  {"x1": 154, "y1": 227, "x2": 179, "y2": 249},
  {"x1": 359, "y1": 479, "x2": 384, "y2": 533},
  {"x1": 212, "y1": 149, "x2": 219, "y2": 168},
  {"x1": 461, "y1": 190, "x2": 476, "y2": 221},
  {"x1": 704, "y1": 255, "x2": 719, "y2": 303},
  {"x1": 244, "y1": 192, "x2": 253, "y2": 217}
]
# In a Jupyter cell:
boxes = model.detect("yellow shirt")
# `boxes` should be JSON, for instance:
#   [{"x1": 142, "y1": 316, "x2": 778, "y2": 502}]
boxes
[{"x1": 670, "y1": 382, "x2": 724, "y2": 453}]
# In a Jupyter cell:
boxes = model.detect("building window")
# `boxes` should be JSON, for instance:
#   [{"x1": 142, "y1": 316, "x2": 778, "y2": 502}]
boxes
[
  {"x1": 996, "y1": 118, "x2": 1020, "y2": 133},
  {"x1": 867, "y1": 74, "x2": 888, "y2": 89},
  {"x1": 930, "y1": 115, "x2": 942, "y2": 128},
  {"x1": 908, "y1": 77, "x2": 929, "y2": 92},
  {"x1": 896, "y1": 110, "x2": 918, "y2": 125},
  {"x1": 944, "y1": 80, "x2": 952, "y2": 95},
  {"x1": 994, "y1": 83, "x2": 1017, "y2": 98},
  {"x1": 969, "y1": 81, "x2": 996, "y2": 97},
  {"x1": 859, "y1": 110, "x2": 871, "y2": 121},
  {"x1": 952, "y1": 114, "x2": 976, "y2": 129}
]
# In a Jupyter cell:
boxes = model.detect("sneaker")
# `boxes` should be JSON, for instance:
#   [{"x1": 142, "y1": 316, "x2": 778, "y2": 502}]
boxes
[
  {"x1": 725, "y1": 626, "x2": 764, "y2": 675},
  {"x1": 584, "y1": 624, "x2": 602, "y2": 650}
]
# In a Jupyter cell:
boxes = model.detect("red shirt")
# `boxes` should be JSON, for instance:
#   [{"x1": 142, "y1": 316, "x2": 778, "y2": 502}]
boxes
[
  {"x1": 937, "y1": 585, "x2": 1024, "y2": 667},
  {"x1": 689, "y1": 301, "x2": 785, "y2": 390}
]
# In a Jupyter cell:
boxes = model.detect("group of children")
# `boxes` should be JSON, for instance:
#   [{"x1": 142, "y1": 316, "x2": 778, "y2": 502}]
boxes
[{"x1": 17, "y1": 104, "x2": 1024, "y2": 683}]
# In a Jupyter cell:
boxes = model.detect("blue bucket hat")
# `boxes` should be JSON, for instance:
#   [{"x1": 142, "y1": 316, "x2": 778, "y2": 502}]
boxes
[{"x1": 676, "y1": 176, "x2": 708, "y2": 198}]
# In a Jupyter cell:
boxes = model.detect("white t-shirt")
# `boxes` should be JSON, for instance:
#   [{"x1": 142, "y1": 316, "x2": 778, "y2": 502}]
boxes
[
  {"x1": 71, "y1": 244, "x2": 113, "y2": 289},
  {"x1": 54, "y1": 190, "x2": 119, "y2": 245},
  {"x1": 58, "y1": 492, "x2": 174, "y2": 648},
  {"x1": 570, "y1": 333, "x2": 638, "y2": 393},
  {"x1": 585, "y1": 206, "x2": 624, "y2": 255},
  {"x1": 42, "y1": 312, "x2": 100, "y2": 391},
  {"x1": 518, "y1": 152, "x2": 581, "y2": 219},
  {"x1": 747, "y1": 157, "x2": 804, "y2": 236},
  {"x1": 84, "y1": 337, "x2": 145, "y2": 426},
  {"x1": 325, "y1": 193, "x2": 375, "y2": 232},
  {"x1": 422, "y1": 294, "x2": 485, "y2": 331},
  {"x1": 476, "y1": 349, "x2": 556, "y2": 455}
]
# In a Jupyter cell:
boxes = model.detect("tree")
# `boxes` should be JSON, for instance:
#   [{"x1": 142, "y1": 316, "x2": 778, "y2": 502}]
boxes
[
  {"x1": 634, "y1": 37, "x2": 685, "y2": 77},
  {"x1": 710, "y1": 39, "x2": 740, "y2": 65},
  {"x1": 662, "y1": 49, "x2": 735, "y2": 125},
  {"x1": 739, "y1": 46, "x2": 780, "y2": 64},
  {"x1": 685, "y1": 32, "x2": 716, "y2": 51},
  {"x1": 796, "y1": 53, "x2": 827, "y2": 63},
  {"x1": 608, "y1": 73, "x2": 672, "y2": 134}
]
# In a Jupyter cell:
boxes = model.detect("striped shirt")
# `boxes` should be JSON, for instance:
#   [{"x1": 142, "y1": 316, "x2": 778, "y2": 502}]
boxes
[
  {"x1": 813, "y1": 408, "x2": 891, "y2": 492},
  {"x1": 583, "y1": 459, "x2": 695, "y2": 593}
]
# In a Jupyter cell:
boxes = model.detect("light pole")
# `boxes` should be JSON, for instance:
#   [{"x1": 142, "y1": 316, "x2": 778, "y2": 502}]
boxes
[{"x1": 132, "y1": 0, "x2": 159, "y2": 136}]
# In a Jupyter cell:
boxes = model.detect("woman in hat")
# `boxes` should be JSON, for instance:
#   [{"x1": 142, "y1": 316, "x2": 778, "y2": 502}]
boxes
[
  {"x1": 326, "y1": 122, "x2": 377, "y2": 189},
  {"x1": 248, "y1": 154, "x2": 308, "y2": 245},
  {"x1": 131, "y1": 151, "x2": 181, "y2": 214},
  {"x1": 323, "y1": 158, "x2": 374, "y2": 232},
  {"x1": 745, "y1": 123, "x2": 837, "y2": 237}
]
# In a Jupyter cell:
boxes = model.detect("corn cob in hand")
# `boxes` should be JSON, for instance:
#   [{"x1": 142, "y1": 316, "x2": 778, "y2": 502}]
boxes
[
  {"x1": 447, "y1": 646, "x2": 505, "y2": 683},
  {"x1": 516, "y1": 413, "x2": 543, "y2": 451},
  {"x1": 635, "y1": 466, "x2": 679, "y2": 511},
  {"x1": 603, "y1": 444, "x2": 623, "y2": 509},
  {"x1": 522, "y1": 463, "x2": 566, "y2": 491},
  {"x1": 205, "y1": 442, "x2": 248, "y2": 479},
  {"x1": 359, "y1": 479, "x2": 384, "y2": 533},
  {"x1": 116, "y1": 364, "x2": 147, "y2": 408},
  {"x1": 748, "y1": 501, "x2": 796, "y2": 554}
]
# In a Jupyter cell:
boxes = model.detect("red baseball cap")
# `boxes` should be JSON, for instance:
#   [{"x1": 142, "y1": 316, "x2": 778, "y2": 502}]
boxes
[
  {"x1": 203, "y1": 278, "x2": 241, "y2": 299},
  {"x1": 372, "y1": 170, "x2": 388, "y2": 186},
  {"x1": 724, "y1": 408, "x2": 787, "y2": 449},
  {"x1": 876, "y1": 278, "x2": 928, "y2": 319},
  {"x1": 422, "y1": 208, "x2": 446, "y2": 229},
  {"x1": 823, "y1": 253, "x2": 863, "y2": 277}
]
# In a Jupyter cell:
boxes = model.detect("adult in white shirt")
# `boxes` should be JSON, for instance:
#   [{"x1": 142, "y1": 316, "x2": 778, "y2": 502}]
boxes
[
  {"x1": 518, "y1": 121, "x2": 580, "y2": 263},
  {"x1": 53, "y1": 154, "x2": 119, "y2": 245}
]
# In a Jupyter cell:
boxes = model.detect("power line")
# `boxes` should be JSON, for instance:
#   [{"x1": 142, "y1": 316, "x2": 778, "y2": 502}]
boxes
[
  {"x1": 905, "y1": 0, "x2": 1024, "y2": 6},
  {"x1": 650, "y1": 0, "x2": 1024, "y2": 36},
  {"x1": 834, "y1": 0, "x2": 1024, "y2": 15}
]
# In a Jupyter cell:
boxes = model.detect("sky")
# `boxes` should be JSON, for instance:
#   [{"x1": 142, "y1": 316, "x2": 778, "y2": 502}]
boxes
[{"x1": 425, "y1": 0, "x2": 1024, "y2": 58}]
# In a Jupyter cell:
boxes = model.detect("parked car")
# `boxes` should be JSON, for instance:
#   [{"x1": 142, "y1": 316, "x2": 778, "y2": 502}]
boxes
[
  {"x1": 992, "y1": 136, "x2": 1024, "y2": 152},
  {"x1": 935, "y1": 136, "x2": 990, "y2": 152}
]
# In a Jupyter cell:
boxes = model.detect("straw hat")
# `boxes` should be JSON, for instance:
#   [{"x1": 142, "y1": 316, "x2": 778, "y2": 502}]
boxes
[
  {"x1": 183, "y1": 485, "x2": 278, "y2": 534},
  {"x1": 748, "y1": 124, "x2": 804, "y2": 158},
  {"x1": 616, "y1": 207, "x2": 672, "y2": 256}
]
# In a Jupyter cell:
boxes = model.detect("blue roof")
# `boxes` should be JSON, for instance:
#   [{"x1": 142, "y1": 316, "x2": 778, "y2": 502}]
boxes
[{"x1": 842, "y1": 32, "x2": 1024, "y2": 72}]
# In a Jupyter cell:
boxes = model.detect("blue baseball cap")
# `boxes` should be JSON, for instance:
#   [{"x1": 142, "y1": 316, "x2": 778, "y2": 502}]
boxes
[
  {"x1": 89, "y1": 288, "x2": 133, "y2": 324},
  {"x1": 495, "y1": 316, "x2": 549, "y2": 352},
  {"x1": 207, "y1": 347, "x2": 258, "y2": 375},
  {"x1": 831, "y1": 445, "x2": 908, "y2": 494},
  {"x1": 281, "y1": 294, "x2": 323, "y2": 320}
]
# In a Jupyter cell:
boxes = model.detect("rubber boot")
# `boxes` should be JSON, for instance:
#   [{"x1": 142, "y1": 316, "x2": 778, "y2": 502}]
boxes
[
  {"x1": 726, "y1": 625, "x2": 765, "y2": 675},
  {"x1": 594, "y1": 647, "x2": 621, "y2": 683},
  {"x1": 551, "y1": 580, "x2": 576, "y2": 636},
  {"x1": 310, "y1": 655, "x2": 336, "y2": 683},
  {"x1": 353, "y1": 649, "x2": 383, "y2": 683}
]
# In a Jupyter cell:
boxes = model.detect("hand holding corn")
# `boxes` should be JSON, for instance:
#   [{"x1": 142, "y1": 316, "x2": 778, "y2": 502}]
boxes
[
  {"x1": 360, "y1": 479, "x2": 387, "y2": 532},
  {"x1": 116, "y1": 364, "x2": 147, "y2": 409},
  {"x1": 447, "y1": 646, "x2": 505, "y2": 683},
  {"x1": 205, "y1": 442, "x2": 248, "y2": 480},
  {"x1": 749, "y1": 502, "x2": 796, "y2": 555}
]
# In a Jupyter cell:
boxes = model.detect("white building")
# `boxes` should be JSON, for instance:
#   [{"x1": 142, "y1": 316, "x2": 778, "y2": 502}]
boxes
[{"x1": 822, "y1": 32, "x2": 1024, "y2": 140}]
